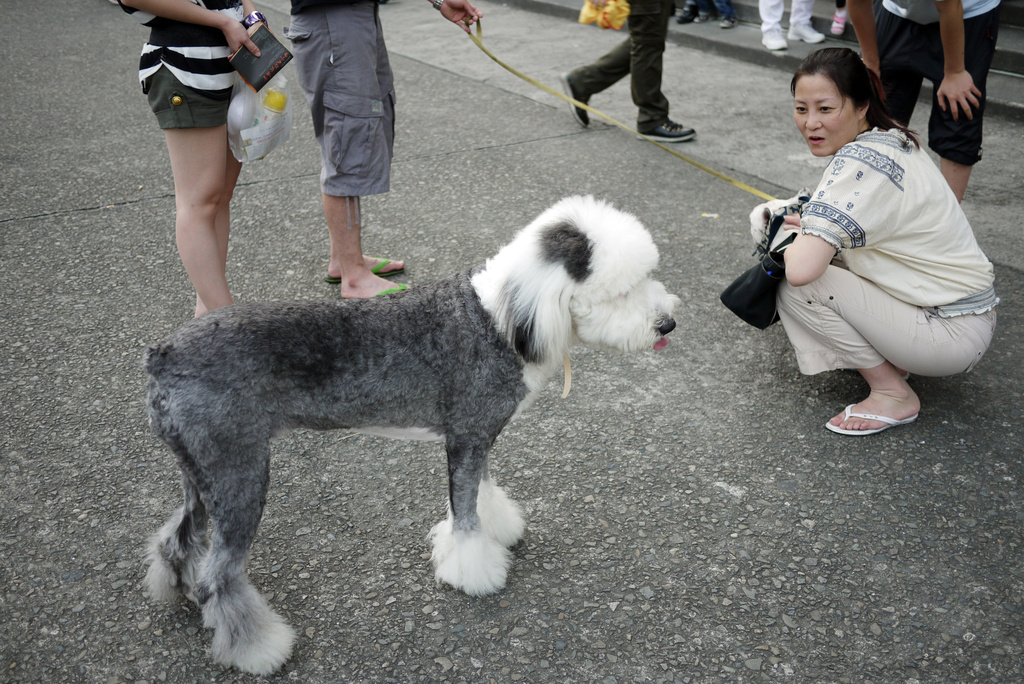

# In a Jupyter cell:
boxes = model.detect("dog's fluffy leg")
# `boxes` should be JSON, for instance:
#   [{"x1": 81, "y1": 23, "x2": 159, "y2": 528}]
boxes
[
  {"x1": 144, "y1": 516, "x2": 206, "y2": 603},
  {"x1": 145, "y1": 479, "x2": 208, "y2": 603},
  {"x1": 179, "y1": 437, "x2": 296, "y2": 675},
  {"x1": 201, "y1": 572, "x2": 296, "y2": 675},
  {"x1": 433, "y1": 441, "x2": 514, "y2": 595},
  {"x1": 477, "y1": 478, "x2": 525, "y2": 548},
  {"x1": 429, "y1": 513, "x2": 512, "y2": 596},
  {"x1": 145, "y1": 523, "x2": 185, "y2": 603}
]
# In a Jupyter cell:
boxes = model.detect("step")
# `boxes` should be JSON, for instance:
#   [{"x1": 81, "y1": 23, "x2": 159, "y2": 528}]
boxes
[{"x1": 722, "y1": 0, "x2": 1024, "y2": 76}]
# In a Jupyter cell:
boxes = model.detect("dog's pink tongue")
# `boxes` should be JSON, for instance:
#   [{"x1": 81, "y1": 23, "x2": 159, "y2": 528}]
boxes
[{"x1": 654, "y1": 337, "x2": 669, "y2": 351}]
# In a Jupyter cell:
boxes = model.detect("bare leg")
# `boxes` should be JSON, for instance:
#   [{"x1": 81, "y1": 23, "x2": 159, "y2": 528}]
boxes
[
  {"x1": 164, "y1": 126, "x2": 240, "y2": 317},
  {"x1": 829, "y1": 361, "x2": 921, "y2": 432},
  {"x1": 200, "y1": 153, "x2": 240, "y2": 316},
  {"x1": 322, "y1": 194, "x2": 404, "y2": 298},
  {"x1": 940, "y1": 157, "x2": 972, "y2": 202}
]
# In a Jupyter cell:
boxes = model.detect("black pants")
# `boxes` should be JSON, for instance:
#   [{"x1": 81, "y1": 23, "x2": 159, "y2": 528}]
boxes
[
  {"x1": 875, "y1": 2, "x2": 1000, "y2": 166},
  {"x1": 569, "y1": 0, "x2": 676, "y2": 132}
]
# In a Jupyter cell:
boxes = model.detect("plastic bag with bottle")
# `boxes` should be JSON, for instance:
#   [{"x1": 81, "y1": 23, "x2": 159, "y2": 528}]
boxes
[{"x1": 227, "y1": 72, "x2": 293, "y2": 162}]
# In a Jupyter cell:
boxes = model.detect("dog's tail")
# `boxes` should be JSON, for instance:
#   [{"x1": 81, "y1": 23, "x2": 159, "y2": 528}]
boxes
[
  {"x1": 143, "y1": 341, "x2": 173, "y2": 377},
  {"x1": 142, "y1": 341, "x2": 181, "y2": 442}
]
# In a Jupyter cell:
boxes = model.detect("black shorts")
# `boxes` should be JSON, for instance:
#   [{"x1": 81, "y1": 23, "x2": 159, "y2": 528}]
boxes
[
  {"x1": 144, "y1": 67, "x2": 232, "y2": 130},
  {"x1": 875, "y1": 3, "x2": 1000, "y2": 166}
]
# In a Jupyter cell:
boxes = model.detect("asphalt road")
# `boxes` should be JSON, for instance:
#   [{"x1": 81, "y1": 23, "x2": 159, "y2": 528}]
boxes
[{"x1": 1, "y1": 1, "x2": 1022, "y2": 682}]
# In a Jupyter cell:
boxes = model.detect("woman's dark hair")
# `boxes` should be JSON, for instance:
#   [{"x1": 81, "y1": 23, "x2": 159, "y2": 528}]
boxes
[{"x1": 791, "y1": 47, "x2": 920, "y2": 147}]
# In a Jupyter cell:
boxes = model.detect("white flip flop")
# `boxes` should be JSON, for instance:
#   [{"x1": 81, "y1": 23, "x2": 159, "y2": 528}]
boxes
[{"x1": 825, "y1": 404, "x2": 919, "y2": 435}]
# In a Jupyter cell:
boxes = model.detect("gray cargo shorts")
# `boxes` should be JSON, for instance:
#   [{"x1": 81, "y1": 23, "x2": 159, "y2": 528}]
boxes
[{"x1": 285, "y1": 2, "x2": 395, "y2": 197}]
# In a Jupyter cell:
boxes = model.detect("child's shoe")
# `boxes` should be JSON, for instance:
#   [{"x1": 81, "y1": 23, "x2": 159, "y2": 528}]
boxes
[
  {"x1": 693, "y1": 13, "x2": 714, "y2": 23},
  {"x1": 830, "y1": 9, "x2": 847, "y2": 35},
  {"x1": 720, "y1": 15, "x2": 738, "y2": 28}
]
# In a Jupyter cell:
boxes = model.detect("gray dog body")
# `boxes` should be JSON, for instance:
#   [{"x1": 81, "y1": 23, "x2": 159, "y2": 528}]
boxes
[
  {"x1": 142, "y1": 196, "x2": 679, "y2": 674},
  {"x1": 148, "y1": 272, "x2": 524, "y2": 451}
]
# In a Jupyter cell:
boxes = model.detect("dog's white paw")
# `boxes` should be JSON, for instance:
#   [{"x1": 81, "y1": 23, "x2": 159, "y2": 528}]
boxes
[
  {"x1": 213, "y1": 612, "x2": 295, "y2": 675},
  {"x1": 206, "y1": 585, "x2": 296, "y2": 675},
  {"x1": 144, "y1": 554, "x2": 181, "y2": 603},
  {"x1": 477, "y1": 480, "x2": 525, "y2": 547},
  {"x1": 429, "y1": 519, "x2": 511, "y2": 596},
  {"x1": 144, "y1": 531, "x2": 185, "y2": 603}
]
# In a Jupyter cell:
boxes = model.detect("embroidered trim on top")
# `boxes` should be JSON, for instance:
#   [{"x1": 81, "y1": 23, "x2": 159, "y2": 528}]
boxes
[
  {"x1": 803, "y1": 203, "x2": 866, "y2": 249},
  {"x1": 834, "y1": 145, "x2": 906, "y2": 191},
  {"x1": 857, "y1": 129, "x2": 912, "y2": 152}
]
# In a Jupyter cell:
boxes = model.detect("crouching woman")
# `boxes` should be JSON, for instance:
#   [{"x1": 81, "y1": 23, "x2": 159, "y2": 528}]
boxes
[{"x1": 778, "y1": 48, "x2": 998, "y2": 435}]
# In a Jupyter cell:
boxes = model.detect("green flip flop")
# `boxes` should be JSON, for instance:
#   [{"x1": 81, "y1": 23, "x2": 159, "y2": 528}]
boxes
[
  {"x1": 342, "y1": 283, "x2": 408, "y2": 299},
  {"x1": 368, "y1": 257, "x2": 405, "y2": 278},
  {"x1": 324, "y1": 257, "x2": 405, "y2": 283}
]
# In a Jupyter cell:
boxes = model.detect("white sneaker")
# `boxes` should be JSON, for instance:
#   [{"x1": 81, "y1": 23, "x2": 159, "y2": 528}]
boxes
[
  {"x1": 762, "y1": 28, "x2": 788, "y2": 51},
  {"x1": 788, "y1": 22, "x2": 825, "y2": 44}
]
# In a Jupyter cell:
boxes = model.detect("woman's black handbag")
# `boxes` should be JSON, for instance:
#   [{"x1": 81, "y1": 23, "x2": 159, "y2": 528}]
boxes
[{"x1": 719, "y1": 235, "x2": 794, "y2": 329}]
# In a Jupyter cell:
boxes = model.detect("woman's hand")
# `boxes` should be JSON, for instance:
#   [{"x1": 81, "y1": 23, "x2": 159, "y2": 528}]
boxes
[{"x1": 223, "y1": 18, "x2": 260, "y2": 57}]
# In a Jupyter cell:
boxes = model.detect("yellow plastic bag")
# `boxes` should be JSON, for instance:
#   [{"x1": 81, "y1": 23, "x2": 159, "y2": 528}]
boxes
[{"x1": 578, "y1": 0, "x2": 630, "y2": 30}]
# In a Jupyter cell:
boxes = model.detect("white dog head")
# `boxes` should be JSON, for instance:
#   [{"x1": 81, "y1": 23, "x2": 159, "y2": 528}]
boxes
[{"x1": 473, "y1": 196, "x2": 680, "y2": 364}]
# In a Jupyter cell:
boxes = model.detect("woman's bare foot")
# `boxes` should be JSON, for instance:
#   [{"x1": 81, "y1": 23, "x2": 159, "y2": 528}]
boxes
[
  {"x1": 828, "y1": 391, "x2": 921, "y2": 432},
  {"x1": 194, "y1": 294, "x2": 232, "y2": 318},
  {"x1": 829, "y1": 361, "x2": 921, "y2": 432}
]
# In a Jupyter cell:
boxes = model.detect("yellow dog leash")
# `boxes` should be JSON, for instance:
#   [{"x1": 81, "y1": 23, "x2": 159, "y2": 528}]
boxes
[{"x1": 465, "y1": 21, "x2": 776, "y2": 202}]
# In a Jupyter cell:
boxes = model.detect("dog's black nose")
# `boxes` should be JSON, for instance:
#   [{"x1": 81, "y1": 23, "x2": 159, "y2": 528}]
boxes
[{"x1": 659, "y1": 318, "x2": 676, "y2": 336}]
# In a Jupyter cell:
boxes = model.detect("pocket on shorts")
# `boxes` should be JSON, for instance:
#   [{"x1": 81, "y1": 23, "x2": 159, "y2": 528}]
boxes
[
  {"x1": 146, "y1": 69, "x2": 196, "y2": 129},
  {"x1": 282, "y1": 21, "x2": 314, "y2": 92},
  {"x1": 322, "y1": 90, "x2": 391, "y2": 183},
  {"x1": 282, "y1": 25, "x2": 311, "y2": 43}
]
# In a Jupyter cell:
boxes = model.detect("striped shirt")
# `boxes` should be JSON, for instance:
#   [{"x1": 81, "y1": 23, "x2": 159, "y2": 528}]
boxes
[{"x1": 120, "y1": 0, "x2": 244, "y2": 94}]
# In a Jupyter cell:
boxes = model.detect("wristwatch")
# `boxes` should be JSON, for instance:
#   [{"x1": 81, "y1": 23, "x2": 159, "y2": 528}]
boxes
[
  {"x1": 432, "y1": 0, "x2": 444, "y2": 9},
  {"x1": 242, "y1": 11, "x2": 267, "y2": 28}
]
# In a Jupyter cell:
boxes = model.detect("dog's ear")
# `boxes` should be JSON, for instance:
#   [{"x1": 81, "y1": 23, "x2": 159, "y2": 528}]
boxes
[
  {"x1": 539, "y1": 220, "x2": 593, "y2": 283},
  {"x1": 492, "y1": 281, "x2": 546, "y2": 364},
  {"x1": 509, "y1": 305, "x2": 540, "y2": 364}
]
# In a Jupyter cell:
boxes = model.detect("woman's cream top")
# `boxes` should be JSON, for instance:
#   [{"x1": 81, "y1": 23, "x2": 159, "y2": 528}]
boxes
[{"x1": 800, "y1": 128, "x2": 998, "y2": 317}]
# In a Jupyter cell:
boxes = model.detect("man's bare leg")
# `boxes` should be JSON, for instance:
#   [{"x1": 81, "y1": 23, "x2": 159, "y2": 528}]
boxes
[{"x1": 322, "y1": 194, "x2": 404, "y2": 298}]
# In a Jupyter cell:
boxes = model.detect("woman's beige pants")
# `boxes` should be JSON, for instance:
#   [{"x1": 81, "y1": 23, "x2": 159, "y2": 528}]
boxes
[{"x1": 777, "y1": 265, "x2": 996, "y2": 376}]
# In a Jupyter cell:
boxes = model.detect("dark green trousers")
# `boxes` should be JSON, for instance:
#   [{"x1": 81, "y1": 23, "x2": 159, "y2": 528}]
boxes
[{"x1": 568, "y1": 0, "x2": 675, "y2": 132}]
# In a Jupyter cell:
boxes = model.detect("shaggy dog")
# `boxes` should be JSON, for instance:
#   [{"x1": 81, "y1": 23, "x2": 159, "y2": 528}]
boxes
[{"x1": 142, "y1": 196, "x2": 679, "y2": 674}]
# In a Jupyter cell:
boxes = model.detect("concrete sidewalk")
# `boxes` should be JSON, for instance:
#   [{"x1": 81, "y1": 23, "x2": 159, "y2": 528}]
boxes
[{"x1": 1, "y1": 1, "x2": 1022, "y2": 682}]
